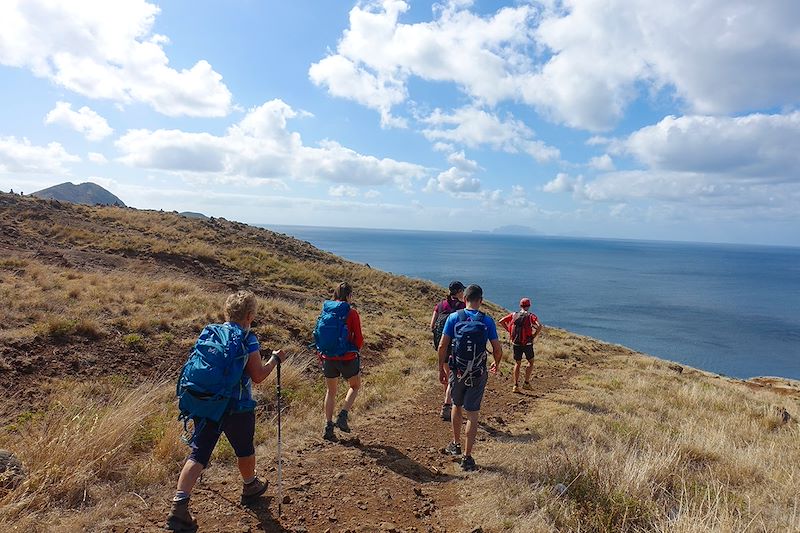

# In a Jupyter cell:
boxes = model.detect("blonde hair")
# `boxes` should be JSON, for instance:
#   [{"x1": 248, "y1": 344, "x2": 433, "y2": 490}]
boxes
[{"x1": 225, "y1": 290, "x2": 257, "y2": 323}]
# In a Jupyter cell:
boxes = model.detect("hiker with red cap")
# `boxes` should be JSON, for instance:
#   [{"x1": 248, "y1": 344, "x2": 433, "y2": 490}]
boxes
[
  {"x1": 430, "y1": 280, "x2": 466, "y2": 421},
  {"x1": 499, "y1": 297, "x2": 542, "y2": 393}
]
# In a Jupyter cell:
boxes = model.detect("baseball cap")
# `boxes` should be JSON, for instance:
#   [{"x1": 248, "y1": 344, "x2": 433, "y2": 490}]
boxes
[
  {"x1": 520, "y1": 297, "x2": 531, "y2": 308},
  {"x1": 449, "y1": 280, "x2": 466, "y2": 293}
]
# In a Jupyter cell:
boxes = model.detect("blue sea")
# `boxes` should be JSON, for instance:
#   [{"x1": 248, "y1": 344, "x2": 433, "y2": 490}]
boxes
[{"x1": 266, "y1": 225, "x2": 800, "y2": 380}]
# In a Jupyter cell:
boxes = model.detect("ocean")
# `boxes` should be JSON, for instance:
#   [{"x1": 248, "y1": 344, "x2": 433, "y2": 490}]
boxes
[{"x1": 265, "y1": 225, "x2": 800, "y2": 381}]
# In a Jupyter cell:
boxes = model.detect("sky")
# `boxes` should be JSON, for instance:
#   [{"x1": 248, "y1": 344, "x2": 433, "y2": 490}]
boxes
[{"x1": 0, "y1": 0, "x2": 798, "y2": 246}]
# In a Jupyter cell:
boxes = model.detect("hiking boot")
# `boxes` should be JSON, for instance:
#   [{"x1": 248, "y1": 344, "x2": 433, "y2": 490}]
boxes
[
  {"x1": 165, "y1": 498, "x2": 198, "y2": 533},
  {"x1": 461, "y1": 455, "x2": 477, "y2": 472},
  {"x1": 335, "y1": 410, "x2": 351, "y2": 433},
  {"x1": 445, "y1": 441, "x2": 462, "y2": 456},
  {"x1": 323, "y1": 421, "x2": 337, "y2": 441},
  {"x1": 440, "y1": 403, "x2": 452, "y2": 422},
  {"x1": 522, "y1": 381, "x2": 533, "y2": 390},
  {"x1": 512, "y1": 384, "x2": 520, "y2": 393},
  {"x1": 241, "y1": 477, "x2": 268, "y2": 504}
]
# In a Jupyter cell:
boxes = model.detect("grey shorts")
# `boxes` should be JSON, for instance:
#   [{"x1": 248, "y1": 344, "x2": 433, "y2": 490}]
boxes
[
  {"x1": 449, "y1": 371, "x2": 488, "y2": 412},
  {"x1": 322, "y1": 357, "x2": 361, "y2": 379}
]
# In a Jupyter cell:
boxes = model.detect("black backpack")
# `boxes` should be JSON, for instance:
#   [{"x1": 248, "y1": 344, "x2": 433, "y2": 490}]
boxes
[{"x1": 432, "y1": 299, "x2": 458, "y2": 349}]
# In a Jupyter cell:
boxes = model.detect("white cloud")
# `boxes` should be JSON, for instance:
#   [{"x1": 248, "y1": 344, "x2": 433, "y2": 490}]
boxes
[
  {"x1": 44, "y1": 101, "x2": 113, "y2": 141},
  {"x1": 309, "y1": 1, "x2": 536, "y2": 124},
  {"x1": 311, "y1": 1, "x2": 800, "y2": 131},
  {"x1": 588, "y1": 154, "x2": 614, "y2": 171},
  {"x1": 116, "y1": 99, "x2": 427, "y2": 189},
  {"x1": 543, "y1": 172, "x2": 582, "y2": 193},
  {"x1": 421, "y1": 106, "x2": 559, "y2": 162},
  {"x1": 88, "y1": 152, "x2": 108, "y2": 164},
  {"x1": 0, "y1": 136, "x2": 80, "y2": 174},
  {"x1": 364, "y1": 189, "x2": 382, "y2": 199},
  {"x1": 425, "y1": 150, "x2": 482, "y2": 193},
  {"x1": 329, "y1": 184, "x2": 358, "y2": 197},
  {"x1": 620, "y1": 112, "x2": 800, "y2": 183},
  {"x1": 0, "y1": 0, "x2": 232, "y2": 117}
]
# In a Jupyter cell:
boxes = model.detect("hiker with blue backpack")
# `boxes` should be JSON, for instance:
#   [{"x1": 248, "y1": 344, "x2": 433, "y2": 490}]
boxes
[
  {"x1": 437, "y1": 284, "x2": 503, "y2": 471},
  {"x1": 314, "y1": 282, "x2": 364, "y2": 441},
  {"x1": 430, "y1": 281, "x2": 466, "y2": 421},
  {"x1": 167, "y1": 290, "x2": 287, "y2": 533}
]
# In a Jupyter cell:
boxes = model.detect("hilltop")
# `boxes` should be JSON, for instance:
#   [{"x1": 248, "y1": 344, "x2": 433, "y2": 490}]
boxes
[
  {"x1": 31, "y1": 181, "x2": 126, "y2": 206},
  {"x1": 0, "y1": 192, "x2": 798, "y2": 532}
]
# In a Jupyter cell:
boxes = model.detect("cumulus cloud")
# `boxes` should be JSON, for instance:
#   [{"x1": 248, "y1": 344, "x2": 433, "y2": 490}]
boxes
[
  {"x1": 588, "y1": 154, "x2": 614, "y2": 171},
  {"x1": 329, "y1": 184, "x2": 358, "y2": 197},
  {"x1": 421, "y1": 106, "x2": 559, "y2": 162},
  {"x1": 116, "y1": 99, "x2": 427, "y2": 189},
  {"x1": 0, "y1": 136, "x2": 80, "y2": 174},
  {"x1": 0, "y1": 0, "x2": 232, "y2": 117},
  {"x1": 44, "y1": 102, "x2": 113, "y2": 141},
  {"x1": 546, "y1": 111, "x2": 800, "y2": 218},
  {"x1": 620, "y1": 112, "x2": 800, "y2": 182},
  {"x1": 310, "y1": 1, "x2": 800, "y2": 131},
  {"x1": 425, "y1": 150, "x2": 481, "y2": 193},
  {"x1": 88, "y1": 152, "x2": 109, "y2": 164}
]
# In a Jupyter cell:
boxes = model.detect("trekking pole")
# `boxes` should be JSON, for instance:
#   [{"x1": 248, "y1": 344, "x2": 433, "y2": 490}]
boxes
[{"x1": 276, "y1": 356, "x2": 283, "y2": 516}]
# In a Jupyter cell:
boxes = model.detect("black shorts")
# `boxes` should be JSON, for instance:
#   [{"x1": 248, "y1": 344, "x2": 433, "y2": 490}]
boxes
[
  {"x1": 322, "y1": 357, "x2": 361, "y2": 379},
  {"x1": 188, "y1": 410, "x2": 256, "y2": 468},
  {"x1": 512, "y1": 344, "x2": 534, "y2": 361}
]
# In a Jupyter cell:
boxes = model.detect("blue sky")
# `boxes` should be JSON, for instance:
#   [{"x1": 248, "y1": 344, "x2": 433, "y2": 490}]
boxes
[{"x1": 1, "y1": 0, "x2": 798, "y2": 246}]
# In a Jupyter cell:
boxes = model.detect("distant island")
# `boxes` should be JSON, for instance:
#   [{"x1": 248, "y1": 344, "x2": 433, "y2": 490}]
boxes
[
  {"x1": 32, "y1": 181, "x2": 125, "y2": 207},
  {"x1": 489, "y1": 224, "x2": 540, "y2": 236}
]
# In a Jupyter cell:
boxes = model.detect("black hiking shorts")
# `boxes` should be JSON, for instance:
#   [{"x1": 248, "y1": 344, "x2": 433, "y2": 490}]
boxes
[
  {"x1": 322, "y1": 356, "x2": 361, "y2": 379},
  {"x1": 188, "y1": 410, "x2": 256, "y2": 467},
  {"x1": 512, "y1": 344, "x2": 535, "y2": 361}
]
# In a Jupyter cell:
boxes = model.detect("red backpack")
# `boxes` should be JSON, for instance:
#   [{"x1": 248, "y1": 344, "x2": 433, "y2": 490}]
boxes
[{"x1": 511, "y1": 311, "x2": 533, "y2": 345}]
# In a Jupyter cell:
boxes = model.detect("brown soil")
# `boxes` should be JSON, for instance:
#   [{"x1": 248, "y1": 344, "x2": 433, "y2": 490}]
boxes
[{"x1": 116, "y1": 365, "x2": 577, "y2": 533}]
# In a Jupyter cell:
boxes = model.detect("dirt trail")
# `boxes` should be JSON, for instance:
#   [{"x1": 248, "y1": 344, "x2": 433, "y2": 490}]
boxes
[{"x1": 124, "y1": 362, "x2": 579, "y2": 533}]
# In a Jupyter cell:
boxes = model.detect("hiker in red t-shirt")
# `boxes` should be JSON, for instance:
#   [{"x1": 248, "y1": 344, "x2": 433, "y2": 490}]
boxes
[
  {"x1": 429, "y1": 281, "x2": 466, "y2": 421},
  {"x1": 498, "y1": 297, "x2": 542, "y2": 393},
  {"x1": 318, "y1": 282, "x2": 364, "y2": 441}
]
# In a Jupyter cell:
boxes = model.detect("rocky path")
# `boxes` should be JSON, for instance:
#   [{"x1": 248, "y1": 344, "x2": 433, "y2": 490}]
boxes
[{"x1": 129, "y1": 363, "x2": 578, "y2": 533}]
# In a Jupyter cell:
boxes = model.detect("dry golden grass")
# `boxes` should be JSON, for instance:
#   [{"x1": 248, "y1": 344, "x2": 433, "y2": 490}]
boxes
[{"x1": 455, "y1": 334, "x2": 800, "y2": 533}]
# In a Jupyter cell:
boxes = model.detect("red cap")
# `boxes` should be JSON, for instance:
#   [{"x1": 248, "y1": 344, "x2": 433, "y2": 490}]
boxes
[{"x1": 519, "y1": 297, "x2": 531, "y2": 308}]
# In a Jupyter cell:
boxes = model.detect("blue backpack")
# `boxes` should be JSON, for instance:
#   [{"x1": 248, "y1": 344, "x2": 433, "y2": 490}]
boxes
[
  {"x1": 176, "y1": 324, "x2": 250, "y2": 437},
  {"x1": 449, "y1": 310, "x2": 489, "y2": 382},
  {"x1": 313, "y1": 300, "x2": 356, "y2": 358}
]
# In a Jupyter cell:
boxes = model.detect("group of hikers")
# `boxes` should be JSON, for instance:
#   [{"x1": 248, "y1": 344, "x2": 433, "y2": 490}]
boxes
[{"x1": 166, "y1": 281, "x2": 541, "y2": 532}]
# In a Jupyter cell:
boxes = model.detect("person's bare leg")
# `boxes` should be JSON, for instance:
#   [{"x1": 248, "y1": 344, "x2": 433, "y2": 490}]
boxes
[
  {"x1": 342, "y1": 374, "x2": 361, "y2": 411},
  {"x1": 237, "y1": 454, "x2": 255, "y2": 480},
  {"x1": 463, "y1": 410, "x2": 480, "y2": 457},
  {"x1": 176, "y1": 459, "x2": 204, "y2": 494},
  {"x1": 324, "y1": 378, "x2": 338, "y2": 422},
  {"x1": 443, "y1": 382, "x2": 453, "y2": 404},
  {"x1": 513, "y1": 360, "x2": 521, "y2": 386},
  {"x1": 525, "y1": 360, "x2": 534, "y2": 383},
  {"x1": 451, "y1": 405, "x2": 463, "y2": 444}
]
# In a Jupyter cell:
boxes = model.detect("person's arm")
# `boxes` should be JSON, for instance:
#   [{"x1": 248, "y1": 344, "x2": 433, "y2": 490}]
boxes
[
  {"x1": 348, "y1": 309, "x2": 364, "y2": 350},
  {"x1": 498, "y1": 313, "x2": 513, "y2": 334},
  {"x1": 245, "y1": 349, "x2": 287, "y2": 384},
  {"x1": 430, "y1": 308, "x2": 439, "y2": 331},
  {"x1": 437, "y1": 333, "x2": 451, "y2": 384},
  {"x1": 490, "y1": 339, "x2": 503, "y2": 368},
  {"x1": 531, "y1": 316, "x2": 543, "y2": 341}
]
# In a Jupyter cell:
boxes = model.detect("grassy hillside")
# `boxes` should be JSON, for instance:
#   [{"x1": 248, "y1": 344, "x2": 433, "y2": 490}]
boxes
[{"x1": 0, "y1": 192, "x2": 797, "y2": 532}]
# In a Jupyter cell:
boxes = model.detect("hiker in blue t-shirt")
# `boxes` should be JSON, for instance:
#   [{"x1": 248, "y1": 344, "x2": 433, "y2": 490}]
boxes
[
  {"x1": 436, "y1": 284, "x2": 503, "y2": 471},
  {"x1": 167, "y1": 291, "x2": 288, "y2": 533}
]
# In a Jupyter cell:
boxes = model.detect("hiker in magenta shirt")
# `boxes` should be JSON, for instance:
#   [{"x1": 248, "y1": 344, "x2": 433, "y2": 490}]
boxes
[
  {"x1": 317, "y1": 282, "x2": 364, "y2": 441},
  {"x1": 498, "y1": 297, "x2": 542, "y2": 393},
  {"x1": 429, "y1": 280, "x2": 466, "y2": 421}
]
